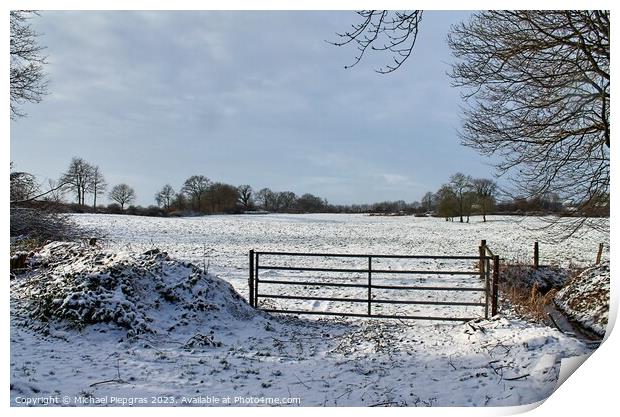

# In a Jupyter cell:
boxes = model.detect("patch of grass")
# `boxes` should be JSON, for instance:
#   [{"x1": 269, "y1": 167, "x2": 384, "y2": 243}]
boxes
[
  {"x1": 503, "y1": 281, "x2": 557, "y2": 322},
  {"x1": 499, "y1": 264, "x2": 575, "y2": 322}
]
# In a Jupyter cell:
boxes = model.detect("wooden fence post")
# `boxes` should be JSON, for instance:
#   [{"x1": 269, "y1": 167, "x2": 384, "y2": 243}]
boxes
[
  {"x1": 533, "y1": 242, "x2": 539, "y2": 269},
  {"x1": 492, "y1": 255, "x2": 500, "y2": 316},
  {"x1": 249, "y1": 250, "x2": 254, "y2": 307},
  {"x1": 480, "y1": 242, "x2": 488, "y2": 319},
  {"x1": 596, "y1": 243, "x2": 604, "y2": 265}
]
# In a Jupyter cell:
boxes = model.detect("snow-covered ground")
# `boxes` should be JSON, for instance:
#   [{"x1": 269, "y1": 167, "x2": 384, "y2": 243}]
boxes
[
  {"x1": 555, "y1": 261, "x2": 610, "y2": 337},
  {"x1": 72, "y1": 213, "x2": 609, "y2": 308},
  {"x1": 10, "y1": 214, "x2": 609, "y2": 407}
]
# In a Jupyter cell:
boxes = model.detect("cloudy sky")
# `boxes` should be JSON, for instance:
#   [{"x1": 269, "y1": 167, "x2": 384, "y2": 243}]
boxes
[{"x1": 10, "y1": 10, "x2": 499, "y2": 207}]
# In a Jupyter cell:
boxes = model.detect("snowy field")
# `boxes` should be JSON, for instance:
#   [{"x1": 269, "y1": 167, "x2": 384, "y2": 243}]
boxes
[
  {"x1": 10, "y1": 214, "x2": 609, "y2": 407},
  {"x1": 72, "y1": 213, "x2": 609, "y2": 317}
]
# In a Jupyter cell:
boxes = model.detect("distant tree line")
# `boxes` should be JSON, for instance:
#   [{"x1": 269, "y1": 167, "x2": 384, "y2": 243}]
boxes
[{"x1": 10, "y1": 158, "x2": 607, "y2": 219}]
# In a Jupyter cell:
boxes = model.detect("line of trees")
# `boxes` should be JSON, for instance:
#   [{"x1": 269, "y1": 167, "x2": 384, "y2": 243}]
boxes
[
  {"x1": 13, "y1": 158, "x2": 597, "y2": 219},
  {"x1": 10, "y1": 157, "x2": 137, "y2": 214},
  {"x1": 152, "y1": 177, "x2": 330, "y2": 216}
]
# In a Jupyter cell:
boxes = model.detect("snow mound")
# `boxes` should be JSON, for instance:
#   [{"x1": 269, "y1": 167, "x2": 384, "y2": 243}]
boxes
[
  {"x1": 554, "y1": 261, "x2": 610, "y2": 337},
  {"x1": 11, "y1": 242, "x2": 254, "y2": 336}
]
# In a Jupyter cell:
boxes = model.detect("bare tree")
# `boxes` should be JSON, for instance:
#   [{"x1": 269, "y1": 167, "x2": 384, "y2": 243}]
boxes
[
  {"x1": 276, "y1": 191, "x2": 298, "y2": 213},
  {"x1": 256, "y1": 188, "x2": 276, "y2": 211},
  {"x1": 471, "y1": 178, "x2": 497, "y2": 222},
  {"x1": 237, "y1": 184, "x2": 254, "y2": 211},
  {"x1": 88, "y1": 166, "x2": 107, "y2": 211},
  {"x1": 330, "y1": 11, "x2": 423, "y2": 73},
  {"x1": 421, "y1": 191, "x2": 433, "y2": 213},
  {"x1": 297, "y1": 193, "x2": 327, "y2": 213},
  {"x1": 60, "y1": 157, "x2": 94, "y2": 206},
  {"x1": 10, "y1": 11, "x2": 48, "y2": 119},
  {"x1": 181, "y1": 175, "x2": 210, "y2": 212},
  {"x1": 155, "y1": 184, "x2": 175, "y2": 211},
  {"x1": 448, "y1": 11, "x2": 609, "y2": 234},
  {"x1": 108, "y1": 184, "x2": 136, "y2": 212},
  {"x1": 449, "y1": 173, "x2": 472, "y2": 223}
]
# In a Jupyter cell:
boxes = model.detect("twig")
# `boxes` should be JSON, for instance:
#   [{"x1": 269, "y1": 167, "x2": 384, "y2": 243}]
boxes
[
  {"x1": 504, "y1": 374, "x2": 530, "y2": 381},
  {"x1": 293, "y1": 374, "x2": 311, "y2": 389},
  {"x1": 89, "y1": 378, "x2": 126, "y2": 387},
  {"x1": 89, "y1": 358, "x2": 127, "y2": 387},
  {"x1": 370, "y1": 401, "x2": 399, "y2": 407},
  {"x1": 448, "y1": 355, "x2": 457, "y2": 370},
  {"x1": 547, "y1": 313, "x2": 564, "y2": 333}
]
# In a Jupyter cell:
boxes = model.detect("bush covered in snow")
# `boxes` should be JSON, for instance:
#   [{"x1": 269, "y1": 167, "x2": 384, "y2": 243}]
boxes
[
  {"x1": 554, "y1": 261, "x2": 610, "y2": 337},
  {"x1": 10, "y1": 207, "x2": 85, "y2": 246},
  {"x1": 11, "y1": 242, "x2": 253, "y2": 335}
]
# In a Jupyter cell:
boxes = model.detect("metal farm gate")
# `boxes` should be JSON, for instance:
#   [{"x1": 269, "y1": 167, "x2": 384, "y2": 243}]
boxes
[{"x1": 248, "y1": 240, "x2": 500, "y2": 322}]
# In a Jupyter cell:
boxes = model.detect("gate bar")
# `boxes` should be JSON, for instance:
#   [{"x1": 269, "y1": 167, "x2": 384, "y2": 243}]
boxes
[
  {"x1": 255, "y1": 251, "x2": 487, "y2": 260},
  {"x1": 261, "y1": 308, "x2": 477, "y2": 322}
]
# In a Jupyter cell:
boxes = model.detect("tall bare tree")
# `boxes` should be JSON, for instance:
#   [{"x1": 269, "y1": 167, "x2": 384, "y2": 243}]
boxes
[
  {"x1": 237, "y1": 185, "x2": 254, "y2": 211},
  {"x1": 60, "y1": 157, "x2": 93, "y2": 207},
  {"x1": 276, "y1": 191, "x2": 298, "y2": 213},
  {"x1": 88, "y1": 166, "x2": 107, "y2": 211},
  {"x1": 108, "y1": 184, "x2": 136, "y2": 212},
  {"x1": 449, "y1": 173, "x2": 472, "y2": 223},
  {"x1": 155, "y1": 184, "x2": 175, "y2": 211},
  {"x1": 471, "y1": 178, "x2": 497, "y2": 222},
  {"x1": 10, "y1": 11, "x2": 48, "y2": 119},
  {"x1": 448, "y1": 11, "x2": 609, "y2": 234},
  {"x1": 181, "y1": 175, "x2": 210, "y2": 212},
  {"x1": 256, "y1": 188, "x2": 276, "y2": 211}
]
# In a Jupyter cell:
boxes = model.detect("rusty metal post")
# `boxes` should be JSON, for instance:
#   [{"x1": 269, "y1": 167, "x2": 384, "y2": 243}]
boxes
[
  {"x1": 367, "y1": 256, "x2": 372, "y2": 316},
  {"x1": 534, "y1": 242, "x2": 539, "y2": 269},
  {"x1": 254, "y1": 253, "x2": 260, "y2": 308},
  {"x1": 492, "y1": 255, "x2": 500, "y2": 316},
  {"x1": 249, "y1": 250, "x2": 254, "y2": 307}
]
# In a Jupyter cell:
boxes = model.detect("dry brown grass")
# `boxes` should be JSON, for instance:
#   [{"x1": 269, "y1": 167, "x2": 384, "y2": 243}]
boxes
[
  {"x1": 499, "y1": 264, "x2": 564, "y2": 322},
  {"x1": 503, "y1": 282, "x2": 557, "y2": 322}
]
